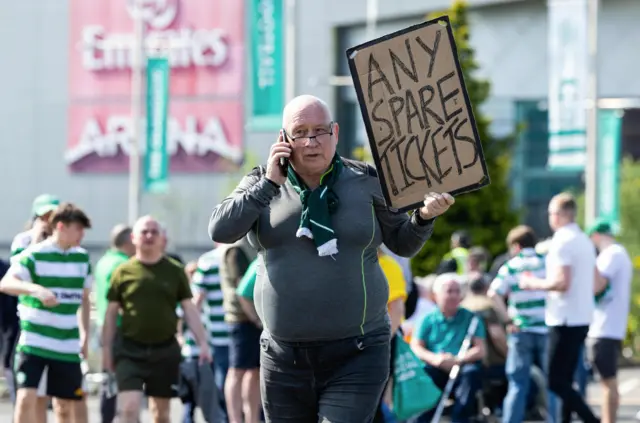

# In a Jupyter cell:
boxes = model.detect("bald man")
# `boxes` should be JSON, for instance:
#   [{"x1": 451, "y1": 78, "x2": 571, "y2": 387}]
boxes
[
  {"x1": 102, "y1": 216, "x2": 212, "y2": 423},
  {"x1": 411, "y1": 275, "x2": 486, "y2": 423},
  {"x1": 210, "y1": 95, "x2": 453, "y2": 422}
]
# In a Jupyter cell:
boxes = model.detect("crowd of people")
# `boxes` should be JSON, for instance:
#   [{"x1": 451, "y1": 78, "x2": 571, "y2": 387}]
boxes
[
  {"x1": 0, "y1": 94, "x2": 634, "y2": 423},
  {"x1": 401, "y1": 193, "x2": 633, "y2": 423}
]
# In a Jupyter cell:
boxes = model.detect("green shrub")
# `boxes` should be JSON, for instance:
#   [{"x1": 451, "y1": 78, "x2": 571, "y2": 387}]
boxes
[{"x1": 411, "y1": 0, "x2": 519, "y2": 276}]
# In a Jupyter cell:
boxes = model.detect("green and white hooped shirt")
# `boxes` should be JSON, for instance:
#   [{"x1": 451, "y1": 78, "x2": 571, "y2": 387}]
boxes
[
  {"x1": 489, "y1": 248, "x2": 548, "y2": 333},
  {"x1": 10, "y1": 230, "x2": 34, "y2": 264},
  {"x1": 8, "y1": 239, "x2": 92, "y2": 363},
  {"x1": 192, "y1": 249, "x2": 229, "y2": 347},
  {"x1": 176, "y1": 306, "x2": 200, "y2": 358}
]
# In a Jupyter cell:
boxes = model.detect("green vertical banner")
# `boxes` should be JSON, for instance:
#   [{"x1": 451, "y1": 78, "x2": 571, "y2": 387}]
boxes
[
  {"x1": 248, "y1": 0, "x2": 284, "y2": 131},
  {"x1": 596, "y1": 109, "x2": 622, "y2": 232},
  {"x1": 144, "y1": 56, "x2": 170, "y2": 194}
]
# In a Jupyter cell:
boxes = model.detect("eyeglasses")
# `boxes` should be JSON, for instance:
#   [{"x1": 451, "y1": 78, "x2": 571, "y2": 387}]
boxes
[{"x1": 282, "y1": 122, "x2": 334, "y2": 144}]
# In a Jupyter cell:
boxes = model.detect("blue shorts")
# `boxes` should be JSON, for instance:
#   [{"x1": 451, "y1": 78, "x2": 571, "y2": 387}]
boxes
[{"x1": 228, "y1": 322, "x2": 261, "y2": 370}]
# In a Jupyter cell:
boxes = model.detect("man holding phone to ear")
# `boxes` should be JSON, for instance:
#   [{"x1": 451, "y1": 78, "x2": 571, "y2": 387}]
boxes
[{"x1": 209, "y1": 94, "x2": 455, "y2": 422}]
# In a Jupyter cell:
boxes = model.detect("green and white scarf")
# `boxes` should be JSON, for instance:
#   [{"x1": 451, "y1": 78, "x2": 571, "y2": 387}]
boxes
[{"x1": 287, "y1": 155, "x2": 342, "y2": 257}]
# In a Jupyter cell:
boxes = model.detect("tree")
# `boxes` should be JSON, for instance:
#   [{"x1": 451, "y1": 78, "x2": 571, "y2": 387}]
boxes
[
  {"x1": 411, "y1": 0, "x2": 519, "y2": 276},
  {"x1": 575, "y1": 158, "x2": 640, "y2": 257}
]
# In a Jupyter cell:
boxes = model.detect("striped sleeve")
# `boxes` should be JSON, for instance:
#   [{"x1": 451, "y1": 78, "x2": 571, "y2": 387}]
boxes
[
  {"x1": 7, "y1": 252, "x2": 36, "y2": 283},
  {"x1": 489, "y1": 264, "x2": 511, "y2": 296},
  {"x1": 191, "y1": 267, "x2": 206, "y2": 294},
  {"x1": 193, "y1": 260, "x2": 220, "y2": 292}
]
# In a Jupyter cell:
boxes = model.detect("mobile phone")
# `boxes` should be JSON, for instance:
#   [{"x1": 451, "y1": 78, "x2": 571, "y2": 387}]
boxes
[{"x1": 279, "y1": 130, "x2": 290, "y2": 172}]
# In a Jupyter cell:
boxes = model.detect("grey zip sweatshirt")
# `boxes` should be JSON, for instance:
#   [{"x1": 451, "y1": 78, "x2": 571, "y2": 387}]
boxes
[{"x1": 208, "y1": 159, "x2": 435, "y2": 342}]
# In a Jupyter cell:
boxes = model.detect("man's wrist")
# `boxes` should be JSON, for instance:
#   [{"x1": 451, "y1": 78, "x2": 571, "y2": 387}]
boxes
[
  {"x1": 264, "y1": 177, "x2": 281, "y2": 188},
  {"x1": 414, "y1": 210, "x2": 435, "y2": 226},
  {"x1": 27, "y1": 285, "x2": 42, "y2": 296}
]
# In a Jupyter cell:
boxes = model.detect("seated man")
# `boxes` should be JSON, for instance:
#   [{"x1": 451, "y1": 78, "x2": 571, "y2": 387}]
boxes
[{"x1": 411, "y1": 273, "x2": 486, "y2": 423}]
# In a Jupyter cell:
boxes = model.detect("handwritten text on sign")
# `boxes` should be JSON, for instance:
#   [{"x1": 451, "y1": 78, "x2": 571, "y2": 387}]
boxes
[{"x1": 348, "y1": 19, "x2": 488, "y2": 211}]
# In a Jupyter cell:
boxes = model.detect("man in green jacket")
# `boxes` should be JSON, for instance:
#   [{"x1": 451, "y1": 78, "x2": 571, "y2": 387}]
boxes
[{"x1": 94, "y1": 224, "x2": 134, "y2": 423}]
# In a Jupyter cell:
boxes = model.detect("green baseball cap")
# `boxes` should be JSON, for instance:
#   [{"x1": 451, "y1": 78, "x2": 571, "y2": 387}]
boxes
[
  {"x1": 31, "y1": 194, "x2": 60, "y2": 217},
  {"x1": 586, "y1": 219, "x2": 613, "y2": 236}
]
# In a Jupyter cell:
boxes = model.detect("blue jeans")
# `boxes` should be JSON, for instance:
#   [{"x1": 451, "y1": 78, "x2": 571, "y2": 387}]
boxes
[
  {"x1": 212, "y1": 345, "x2": 230, "y2": 406},
  {"x1": 502, "y1": 331, "x2": 558, "y2": 423},
  {"x1": 573, "y1": 343, "x2": 589, "y2": 398},
  {"x1": 417, "y1": 363, "x2": 483, "y2": 423}
]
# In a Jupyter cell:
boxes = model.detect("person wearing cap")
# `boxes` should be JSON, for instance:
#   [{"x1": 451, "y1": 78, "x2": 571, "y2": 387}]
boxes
[
  {"x1": 7, "y1": 194, "x2": 60, "y2": 419},
  {"x1": 11, "y1": 194, "x2": 60, "y2": 261},
  {"x1": 94, "y1": 224, "x2": 135, "y2": 423},
  {"x1": 519, "y1": 193, "x2": 599, "y2": 423},
  {"x1": 586, "y1": 219, "x2": 632, "y2": 423}
]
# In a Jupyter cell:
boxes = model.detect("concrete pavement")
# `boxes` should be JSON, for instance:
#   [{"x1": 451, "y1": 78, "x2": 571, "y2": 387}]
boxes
[
  {"x1": 0, "y1": 367, "x2": 639, "y2": 421},
  {"x1": 0, "y1": 397, "x2": 194, "y2": 422}
]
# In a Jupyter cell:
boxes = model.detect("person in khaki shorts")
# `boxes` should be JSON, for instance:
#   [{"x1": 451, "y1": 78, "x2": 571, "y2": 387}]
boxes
[
  {"x1": 219, "y1": 237, "x2": 260, "y2": 423},
  {"x1": 102, "y1": 216, "x2": 211, "y2": 423}
]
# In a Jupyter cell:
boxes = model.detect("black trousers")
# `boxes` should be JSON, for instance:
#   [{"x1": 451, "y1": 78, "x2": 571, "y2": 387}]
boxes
[
  {"x1": 547, "y1": 325, "x2": 599, "y2": 423},
  {"x1": 260, "y1": 329, "x2": 390, "y2": 423},
  {"x1": 372, "y1": 333, "x2": 399, "y2": 423},
  {"x1": 100, "y1": 391, "x2": 117, "y2": 423}
]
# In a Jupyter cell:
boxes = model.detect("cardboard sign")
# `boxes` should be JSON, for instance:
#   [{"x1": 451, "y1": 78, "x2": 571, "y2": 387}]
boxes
[{"x1": 346, "y1": 15, "x2": 490, "y2": 212}]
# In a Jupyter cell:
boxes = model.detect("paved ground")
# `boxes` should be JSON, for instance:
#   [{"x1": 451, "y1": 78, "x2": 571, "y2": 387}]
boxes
[
  {"x1": 0, "y1": 368, "x2": 639, "y2": 422},
  {"x1": 580, "y1": 366, "x2": 640, "y2": 422},
  {"x1": 0, "y1": 397, "x2": 192, "y2": 422}
]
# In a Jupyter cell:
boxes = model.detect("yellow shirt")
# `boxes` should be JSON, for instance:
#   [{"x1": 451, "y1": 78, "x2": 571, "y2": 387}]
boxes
[{"x1": 379, "y1": 254, "x2": 407, "y2": 308}]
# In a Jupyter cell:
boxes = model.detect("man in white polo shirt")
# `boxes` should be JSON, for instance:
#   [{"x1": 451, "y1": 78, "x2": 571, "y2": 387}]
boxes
[
  {"x1": 586, "y1": 219, "x2": 632, "y2": 423},
  {"x1": 520, "y1": 193, "x2": 599, "y2": 423}
]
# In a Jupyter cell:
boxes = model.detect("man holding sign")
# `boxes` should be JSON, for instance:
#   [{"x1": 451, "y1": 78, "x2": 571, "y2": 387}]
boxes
[{"x1": 208, "y1": 93, "x2": 454, "y2": 422}]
